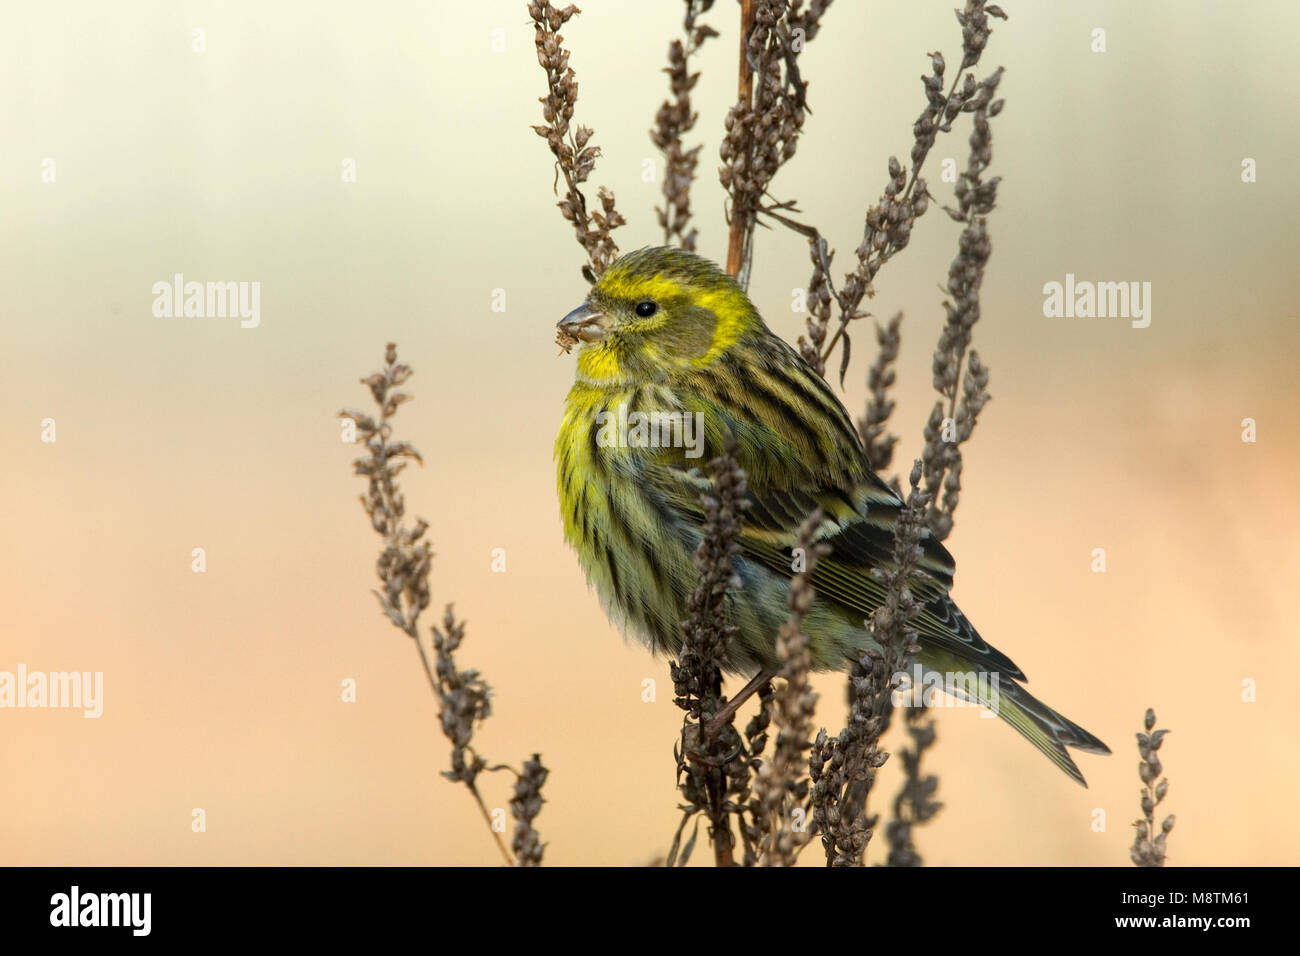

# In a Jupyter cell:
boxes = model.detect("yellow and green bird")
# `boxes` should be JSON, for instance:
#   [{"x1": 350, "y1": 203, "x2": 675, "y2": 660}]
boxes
[{"x1": 554, "y1": 246, "x2": 1109, "y2": 785}]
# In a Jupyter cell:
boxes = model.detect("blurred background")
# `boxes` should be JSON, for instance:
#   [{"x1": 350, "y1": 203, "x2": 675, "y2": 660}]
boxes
[{"x1": 2, "y1": 0, "x2": 1297, "y2": 866}]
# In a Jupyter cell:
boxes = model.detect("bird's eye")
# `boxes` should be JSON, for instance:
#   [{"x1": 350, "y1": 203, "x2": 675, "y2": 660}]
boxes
[{"x1": 634, "y1": 300, "x2": 657, "y2": 318}]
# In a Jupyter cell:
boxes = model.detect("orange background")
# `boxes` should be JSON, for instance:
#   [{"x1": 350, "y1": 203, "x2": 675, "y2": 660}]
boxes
[{"x1": 2, "y1": 0, "x2": 1297, "y2": 865}]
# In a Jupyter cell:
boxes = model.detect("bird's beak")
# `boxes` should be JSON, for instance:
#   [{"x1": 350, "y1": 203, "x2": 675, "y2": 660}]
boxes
[{"x1": 557, "y1": 301, "x2": 607, "y2": 344}]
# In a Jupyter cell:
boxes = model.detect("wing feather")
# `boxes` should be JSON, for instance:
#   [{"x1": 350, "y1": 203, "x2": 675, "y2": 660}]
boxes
[{"x1": 642, "y1": 460, "x2": 1026, "y2": 681}]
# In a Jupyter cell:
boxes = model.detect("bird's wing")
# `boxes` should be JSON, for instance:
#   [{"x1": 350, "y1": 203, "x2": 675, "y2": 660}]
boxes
[{"x1": 644, "y1": 460, "x2": 1026, "y2": 681}]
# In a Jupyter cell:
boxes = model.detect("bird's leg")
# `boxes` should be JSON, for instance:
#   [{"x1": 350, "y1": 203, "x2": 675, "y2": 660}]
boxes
[{"x1": 704, "y1": 668, "x2": 777, "y2": 737}]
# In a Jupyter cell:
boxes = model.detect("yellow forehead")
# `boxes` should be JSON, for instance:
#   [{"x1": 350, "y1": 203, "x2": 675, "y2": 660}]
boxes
[{"x1": 595, "y1": 272, "x2": 687, "y2": 302}]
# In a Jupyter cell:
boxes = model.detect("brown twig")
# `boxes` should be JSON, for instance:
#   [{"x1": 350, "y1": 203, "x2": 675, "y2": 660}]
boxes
[
  {"x1": 883, "y1": 703, "x2": 942, "y2": 866},
  {"x1": 809, "y1": 462, "x2": 930, "y2": 866},
  {"x1": 725, "y1": 0, "x2": 757, "y2": 280},
  {"x1": 529, "y1": 1, "x2": 626, "y2": 280},
  {"x1": 753, "y1": 510, "x2": 826, "y2": 866},
  {"x1": 764, "y1": 1, "x2": 1007, "y2": 383},
  {"x1": 342, "y1": 344, "x2": 547, "y2": 867},
  {"x1": 653, "y1": 1, "x2": 718, "y2": 250},
  {"x1": 1131, "y1": 708, "x2": 1175, "y2": 867},
  {"x1": 721, "y1": 0, "x2": 824, "y2": 290},
  {"x1": 858, "y1": 312, "x2": 903, "y2": 478},
  {"x1": 671, "y1": 437, "x2": 753, "y2": 866},
  {"x1": 920, "y1": 62, "x2": 1002, "y2": 540}
]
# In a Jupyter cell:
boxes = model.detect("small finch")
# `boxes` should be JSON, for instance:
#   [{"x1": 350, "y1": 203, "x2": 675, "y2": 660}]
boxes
[{"x1": 554, "y1": 247, "x2": 1109, "y2": 784}]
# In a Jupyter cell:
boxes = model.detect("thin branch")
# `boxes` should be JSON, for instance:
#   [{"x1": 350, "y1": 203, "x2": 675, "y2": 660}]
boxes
[
  {"x1": 883, "y1": 703, "x2": 942, "y2": 866},
  {"x1": 858, "y1": 312, "x2": 903, "y2": 476},
  {"x1": 671, "y1": 437, "x2": 753, "y2": 866},
  {"x1": 653, "y1": 1, "x2": 718, "y2": 250},
  {"x1": 1131, "y1": 708, "x2": 1175, "y2": 867},
  {"x1": 725, "y1": 0, "x2": 756, "y2": 280},
  {"x1": 753, "y1": 510, "x2": 826, "y2": 866},
  {"x1": 721, "y1": 0, "x2": 824, "y2": 289},
  {"x1": 343, "y1": 344, "x2": 547, "y2": 867},
  {"x1": 809, "y1": 462, "x2": 930, "y2": 866},
  {"x1": 921, "y1": 62, "x2": 1003, "y2": 540},
  {"x1": 761, "y1": 1, "x2": 1007, "y2": 382},
  {"x1": 414, "y1": 624, "x2": 517, "y2": 867},
  {"x1": 529, "y1": 1, "x2": 626, "y2": 279},
  {"x1": 817, "y1": 2, "x2": 1008, "y2": 375}
]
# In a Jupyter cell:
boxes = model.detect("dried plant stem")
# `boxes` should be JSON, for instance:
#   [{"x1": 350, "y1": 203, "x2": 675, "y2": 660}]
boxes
[
  {"x1": 511, "y1": 755, "x2": 549, "y2": 865},
  {"x1": 721, "y1": 0, "x2": 822, "y2": 291},
  {"x1": 884, "y1": 703, "x2": 942, "y2": 866},
  {"x1": 343, "y1": 344, "x2": 546, "y2": 867},
  {"x1": 858, "y1": 312, "x2": 903, "y2": 477},
  {"x1": 920, "y1": 61, "x2": 1002, "y2": 540},
  {"x1": 669, "y1": 438, "x2": 779, "y2": 868},
  {"x1": 530, "y1": 1, "x2": 626, "y2": 279},
  {"x1": 725, "y1": 0, "x2": 757, "y2": 280},
  {"x1": 654, "y1": 2, "x2": 718, "y2": 250},
  {"x1": 410, "y1": 633, "x2": 514, "y2": 866},
  {"x1": 809, "y1": 462, "x2": 930, "y2": 866},
  {"x1": 1131, "y1": 708, "x2": 1175, "y2": 867},
  {"x1": 811, "y1": 63, "x2": 963, "y2": 373},
  {"x1": 671, "y1": 439, "x2": 753, "y2": 866},
  {"x1": 753, "y1": 510, "x2": 825, "y2": 866},
  {"x1": 771, "y1": 1, "x2": 1007, "y2": 384}
]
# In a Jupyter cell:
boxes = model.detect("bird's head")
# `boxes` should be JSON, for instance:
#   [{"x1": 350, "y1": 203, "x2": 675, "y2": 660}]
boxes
[{"x1": 556, "y1": 247, "x2": 761, "y2": 385}]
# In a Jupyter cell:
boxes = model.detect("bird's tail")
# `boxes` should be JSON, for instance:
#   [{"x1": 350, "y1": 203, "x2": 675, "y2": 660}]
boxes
[
  {"x1": 988, "y1": 677, "x2": 1110, "y2": 786},
  {"x1": 913, "y1": 653, "x2": 1110, "y2": 786}
]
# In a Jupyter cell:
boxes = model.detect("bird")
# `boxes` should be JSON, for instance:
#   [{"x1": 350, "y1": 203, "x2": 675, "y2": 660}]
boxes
[{"x1": 554, "y1": 245, "x2": 1109, "y2": 785}]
